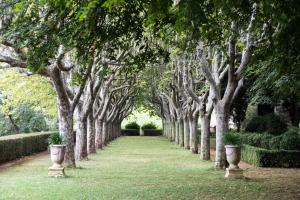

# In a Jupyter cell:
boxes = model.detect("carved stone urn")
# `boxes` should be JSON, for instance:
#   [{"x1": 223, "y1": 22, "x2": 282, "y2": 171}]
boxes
[
  {"x1": 225, "y1": 145, "x2": 241, "y2": 169},
  {"x1": 49, "y1": 145, "x2": 66, "y2": 177},
  {"x1": 225, "y1": 145, "x2": 243, "y2": 178}
]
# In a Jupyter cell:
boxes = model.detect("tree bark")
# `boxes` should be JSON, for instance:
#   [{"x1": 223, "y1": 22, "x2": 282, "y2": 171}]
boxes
[
  {"x1": 179, "y1": 118, "x2": 184, "y2": 147},
  {"x1": 8, "y1": 114, "x2": 20, "y2": 134},
  {"x1": 102, "y1": 121, "x2": 107, "y2": 146},
  {"x1": 59, "y1": 111, "x2": 75, "y2": 167},
  {"x1": 183, "y1": 118, "x2": 190, "y2": 149},
  {"x1": 87, "y1": 113, "x2": 96, "y2": 154},
  {"x1": 171, "y1": 120, "x2": 176, "y2": 141},
  {"x1": 214, "y1": 102, "x2": 229, "y2": 169},
  {"x1": 175, "y1": 120, "x2": 179, "y2": 144},
  {"x1": 52, "y1": 68, "x2": 76, "y2": 167},
  {"x1": 189, "y1": 116, "x2": 198, "y2": 154},
  {"x1": 95, "y1": 118, "x2": 103, "y2": 149},
  {"x1": 166, "y1": 120, "x2": 171, "y2": 140},
  {"x1": 75, "y1": 115, "x2": 88, "y2": 160},
  {"x1": 162, "y1": 119, "x2": 166, "y2": 136},
  {"x1": 200, "y1": 114, "x2": 211, "y2": 160}
]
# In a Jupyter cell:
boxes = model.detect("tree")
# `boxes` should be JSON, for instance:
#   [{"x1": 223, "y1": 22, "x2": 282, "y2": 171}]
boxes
[{"x1": 0, "y1": 0, "x2": 153, "y2": 167}]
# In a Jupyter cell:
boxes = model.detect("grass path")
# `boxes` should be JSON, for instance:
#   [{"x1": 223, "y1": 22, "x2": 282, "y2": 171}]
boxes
[{"x1": 0, "y1": 136, "x2": 299, "y2": 200}]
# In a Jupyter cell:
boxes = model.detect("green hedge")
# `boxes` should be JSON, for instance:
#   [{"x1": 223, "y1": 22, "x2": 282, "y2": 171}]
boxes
[
  {"x1": 0, "y1": 132, "x2": 51, "y2": 164},
  {"x1": 228, "y1": 128, "x2": 300, "y2": 151},
  {"x1": 125, "y1": 122, "x2": 140, "y2": 130},
  {"x1": 245, "y1": 113, "x2": 287, "y2": 135},
  {"x1": 121, "y1": 129, "x2": 140, "y2": 136},
  {"x1": 242, "y1": 144, "x2": 300, "y2": 167}
]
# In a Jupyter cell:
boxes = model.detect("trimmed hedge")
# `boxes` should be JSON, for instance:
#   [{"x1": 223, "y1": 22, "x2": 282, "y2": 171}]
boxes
[
  {"x1": 125, "y1": 122, "x2": 140, "y2": 130},
  {"x1": 228, "y1": 128, "x2": 300, "y2": 151},
  {"x1": 143, "y1": 129, "x2": 162, "y2": 136},
  {"x1": 121, "y1": 129, "x2": 140, "y2": 136},
  {"x1": 228, "y1": 131, "x2": 273, "y2": 149},
  {"x1": 141, "y1": 123, "x2": 157, "y2": 130},
  {"x1": 0, "y1": 132, "x2": 51, "y2": 164},
  {"x1": 242, "y1": 144, "x2": 300, "y2": 167}
]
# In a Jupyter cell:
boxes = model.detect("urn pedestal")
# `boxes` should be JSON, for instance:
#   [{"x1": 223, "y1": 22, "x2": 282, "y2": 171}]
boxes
[
  {"x1": 225, "y1": 168, "x2": 244, "y2": 179},
  {"x1": 48, "y1": 145, "x2": 66, "y2": 177}
]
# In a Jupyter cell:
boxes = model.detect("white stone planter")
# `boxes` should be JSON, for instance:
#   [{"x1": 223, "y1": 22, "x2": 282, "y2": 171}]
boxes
[
  {"x1": 225, "y1": 145, "x2": 243, "y2": 179},
  {"x1": 225, "y1": 145, "x2": 241, "y2": 169},
  {"x1": 50, "y1": 145, "x2": 66, "y2": 168},
  {"x1": 49, "y1": 145, "x2": 66, "y2": 177}
]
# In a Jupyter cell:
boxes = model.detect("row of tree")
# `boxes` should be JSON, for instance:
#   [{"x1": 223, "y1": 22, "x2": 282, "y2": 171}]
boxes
[
  {"x1": 136, "y1": 0, "x2": 300, "y2": 169},
  {"x1": 1, "y1": 0, "x2": 299, "y2": 169},
  {"x1": 0, "y1": 0, "x2": 156, "y2": 167}
]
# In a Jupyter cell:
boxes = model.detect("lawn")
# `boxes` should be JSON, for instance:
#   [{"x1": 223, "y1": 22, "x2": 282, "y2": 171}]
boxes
[{"x1": 0, "y1": 136, "x2": 299, "y2": 200}]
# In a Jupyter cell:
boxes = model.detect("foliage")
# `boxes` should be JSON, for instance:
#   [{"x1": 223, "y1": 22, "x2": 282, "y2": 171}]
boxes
[
  {"x1": 245, "y1": 114, "x2": 287, "y2": 135},
  {"x1": 122, "y1": 109, "x2": 162, "y2": 129},
  {"x1": 228, "y1": 130, "x2": 300, "y2": 151},
  {"x1": 230, "y1": 84, "x2": 248, "y2": 131},
  {"x1": 241, "y1": 144, "x2": 300, "y2": 168},
  {"x1": 280, "y1": 128, "x2": 300, "y2": 150},
  {"x1": 48, "y1": 132, "x2": 63, "y2": 145},
  {"x1": 227, "y1": 131, "x2": 269, "y2": 149},
  {"x1": 1, "y1": 0, "x2": 152, "y2": 73},
  {"x1": 12, "y1": 103, "x2": 49, "y2": 133},
  {"x1": 246, "y1": 0, "x2": 300, "y2": 125},
  {"x1": 0, "y1": 112, "x2": 14, "y2": 136},
  {"x1": 270, "y1": 128, "x2": 300, "y2": 151},
  {"x1": 141, "y1": 122, "x2": 157, "y2": 130},
  {"x1": 268, "y1": 136, "x2": 282, "y2": 150},
  {"x1": 124, "y1": 122, "x2": 140, "y2": 130},
  {"x1": 0, "y1": 69, "x2": 57, "y2": 118},
  {"x1": 0, "y1": 132, "x2": 51, "y2": 163},
  {"x1": 0, "y1": 103, "x2": 54, "y2": 136},
  {"x1": 224, "y1": 133, "x2": 241, "y2": 145}
]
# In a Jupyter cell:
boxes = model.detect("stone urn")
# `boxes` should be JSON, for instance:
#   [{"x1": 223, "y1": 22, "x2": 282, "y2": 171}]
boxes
[
  {"x1": 225, "y1": 145, "x2": 241, "y2": 169},
  {"x1": 49, "y1": 145, "x2": 66, "y2": 177},
  {"x1": 50, "y1": 145, "x2": 66, "y2": 167},
  {"x1": 225, "y1": 145, "x2": 243, "y2": 179}
]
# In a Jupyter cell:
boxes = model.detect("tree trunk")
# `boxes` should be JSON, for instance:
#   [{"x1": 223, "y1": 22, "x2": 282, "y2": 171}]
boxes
[
  {"x1": 183, "y1": 118, "x2": 190, "y2": 149},
  {"x1": 189, "y1": 116, "x2": 198, "y2": 154},
  {"x1": 95, "y1": 118, "x2": 103, "y2": 149},
  {"x1": 179, "y1": 119, "x2": 184, "y2": 147},
  {"x1": 8, "y1": 114, "x2": 20, "y2": 134},
  {"x1": 171, "y1": 120, "x2": 176, "y2": 141},
  {"x1": 174, "y1": 120, "x2": 179, "y2": 144},
  {"x1": 200, "y1": 114, "x2": 211, "y2": 160},
  {"x1": 214, "y1": 102, "x2": 229, "y2": 169},
  {"x1": 87, "y1": 114, "x2": 96, "y2": 154},
  {"x1": 237, "y1": 121, "x2": 241, "y2": 132},
  {"x1": 75, "y1": 116, "x2": 88, "y2": 160},
  {"x1": 117, "y1": 123, "x2": 121, "y2": 137},
  {"x1": 166, "y1": 120, "x2": 171, "y2": 140},
  {"x1": 102, "y1": 121, "x2": 107, "y2": 146},
  {"x1": 58, "y1": 109, "x2": 75, "y2": 167},
  {"x1": 162, "y1": 119, "x2": 165, "y2": 136},
  {"x1": 108, "y1": 123, "x2": 112, "y2": 141},
  {"x1": 52, "y1": 68, "x2": 76, "y2": 168},
  {"x1": 112, "y1": 123, "x2": 116, "y2": 140}
]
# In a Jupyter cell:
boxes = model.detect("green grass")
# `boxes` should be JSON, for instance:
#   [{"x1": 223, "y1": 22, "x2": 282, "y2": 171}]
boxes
[{"x1": 0, "y1": 137, "x2": 297, "y2": 200}]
